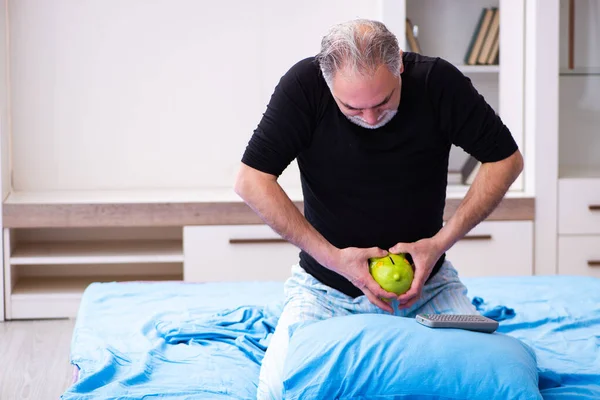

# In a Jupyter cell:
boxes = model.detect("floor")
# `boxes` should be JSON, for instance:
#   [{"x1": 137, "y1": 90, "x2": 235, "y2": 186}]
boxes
[{"x1": 0, "y1": 318, "x2": 75, "y2": 399}]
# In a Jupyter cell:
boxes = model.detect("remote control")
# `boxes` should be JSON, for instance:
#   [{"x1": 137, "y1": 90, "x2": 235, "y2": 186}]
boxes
[{"x1": 416, "y1": 313, "x2": 499, "y2": 333}]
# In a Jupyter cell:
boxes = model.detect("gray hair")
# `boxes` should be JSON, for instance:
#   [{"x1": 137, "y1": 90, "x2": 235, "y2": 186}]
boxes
[{"x1": 316, "y1": 19, "x2": 402, "y2": 87}]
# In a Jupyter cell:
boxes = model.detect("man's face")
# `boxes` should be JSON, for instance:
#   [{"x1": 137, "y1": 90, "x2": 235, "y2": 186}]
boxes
[{"x1": 331, "y1": 63, "x2": 402, "y2": 129}]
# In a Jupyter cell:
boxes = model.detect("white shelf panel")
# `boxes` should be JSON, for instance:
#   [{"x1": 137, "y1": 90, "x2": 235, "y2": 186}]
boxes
[
  {"x1": 559, "y1": 165, "x2": 600, "y2": 179},
  {"x1": 5, "y1": 188, "x2": 240, "y2": 204},
  {"x1": 445, "y1": 183, "x2": 531, "y2": 199},
  {"x1": 457, "y1": 65, "x2": 500, "y2": 73},
  {"x1": 559, "y1": 67, "x2": 600, "y2": 76},
  {"x1": 9, "y1": 275, "x2": 182, "y2": 319},
  {"x1": 11, "y1": 275, "x2": 182, "y2": 298},
  {"x1": 5, "y1": 185, "x2": 533, "y2": 205},
  {"x1": 3, "y1": 187, "x2": 305, "y2": 204},
  {"x1": 10, "y1": 240, "x2": 184, "y2": 265}
]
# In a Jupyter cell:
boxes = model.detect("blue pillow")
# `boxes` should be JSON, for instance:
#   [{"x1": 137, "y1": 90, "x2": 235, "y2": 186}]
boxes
[{"x1": 282, "y1": 314, "x2": 542, "y2": 400}]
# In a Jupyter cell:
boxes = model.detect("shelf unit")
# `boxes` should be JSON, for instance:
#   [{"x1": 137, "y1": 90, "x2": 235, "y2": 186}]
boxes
[
  {"x1": 3, "y1": 227, "x2": 184, "y2": 319},
  {"x1": 528, "y1": 0, "x2": 600, "y2": 277},
  {"x1": 10, "y1": 240, "x2": 184, "y2": 265},
  {"x1": 559, "y1": 66, "x2": 600, "y2": 75},
  {"x1": 457, "y1": 65, "x2": 500, "y2": 74},
  {"x1": 556, "y1": 0, "x2": 600, "y2": 278}
]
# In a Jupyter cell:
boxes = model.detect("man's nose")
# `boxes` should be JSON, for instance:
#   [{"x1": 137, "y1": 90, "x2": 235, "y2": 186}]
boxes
[{"x1": 362, "y1": 109, "x2": 379, "y2": 125}]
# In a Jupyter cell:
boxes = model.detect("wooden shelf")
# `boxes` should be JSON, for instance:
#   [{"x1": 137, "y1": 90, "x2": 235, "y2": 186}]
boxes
[
  {"x1": 3, "y1": 188, "x2": 302, "y2": 204},
  {"x1": 457, "y1": 65, "x2": 500, "y2": 73},
  {"x1": 1, "y1": 189, "x2": 305, "y2": 228},
  {"x1": 559, "y1": 165, "x2": 600, "y2": 179},
  {"x1": 9, "y1": 275, "x2": 183, "y2": 319},
  {"x1": 10, "y1": 240, "x2": 184, "y2": 265},
  {"x1": 11, "y1": 275, "x2": 182, "y2": 298},
  {"x1": 2, "y1": 188, "x2": 535, "y2": 228},
  {"x1": 559, "y1": 67, "x2": 600, "y2": 76}
]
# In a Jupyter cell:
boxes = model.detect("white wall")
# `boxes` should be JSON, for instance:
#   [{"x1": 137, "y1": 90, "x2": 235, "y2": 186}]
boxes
[
  {"x1": 1, "y1": 0, "x2": 9, "y2": 199},
  {"x1": 8, "y1": 0, "x2": 381, "y2": 193},
  {"x1": 1, "y1": 0, "x2": 8, "y2": 321}
]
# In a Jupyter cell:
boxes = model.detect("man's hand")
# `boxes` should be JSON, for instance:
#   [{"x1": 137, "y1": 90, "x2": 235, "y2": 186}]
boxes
[
  {"x1": 329, "y1": 247, "x2": 398, "y2": 313},
  {"x1": 389, "y1": 238, "x2": 445, "y2": 309}
]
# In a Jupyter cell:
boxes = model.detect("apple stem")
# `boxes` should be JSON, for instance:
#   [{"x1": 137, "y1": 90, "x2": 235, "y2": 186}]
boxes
[{"x1": 389, "y1": 256, "x2": 395, "y2": 265}]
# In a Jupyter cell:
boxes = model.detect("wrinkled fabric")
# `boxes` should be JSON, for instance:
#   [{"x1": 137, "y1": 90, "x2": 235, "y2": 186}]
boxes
[
  {"x1": 283, "y1": 314, "x2": 542, "y2": 400},
  {"x1": 61, "y1": 276, "x2": 600, "y2": 399},
  {"x1": 472, "y1": 295, "x2": 516, "y2": 321},
  {"x1": 464, "y1": 275, "x2": 600, "y2": 400},
  {"x1": 258, "y1": 261, "x2": 478, "y2": 400},
  {"x1": 61, "y1": 281, "x2": 283, "y2": 400}
]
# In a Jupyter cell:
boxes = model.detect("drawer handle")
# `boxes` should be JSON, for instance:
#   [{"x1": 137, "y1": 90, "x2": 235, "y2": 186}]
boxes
[
  {"x1": 588, "y1": 261, "x2": 600, "y2": 267},
  {"x1": 589, "y1": 205, "x2": 600, "y2": 211},
  {"x1": 229, "y1": 238, "x2": 288, "y2": 245},
  {"x1": 459, "y1": 234, "x2": 492, "y2": 241}
]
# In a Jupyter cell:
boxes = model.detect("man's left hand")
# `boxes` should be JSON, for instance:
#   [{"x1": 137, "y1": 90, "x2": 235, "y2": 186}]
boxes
[{"x1": 389, "y1": 237, "x2": 445, "y2": 309}]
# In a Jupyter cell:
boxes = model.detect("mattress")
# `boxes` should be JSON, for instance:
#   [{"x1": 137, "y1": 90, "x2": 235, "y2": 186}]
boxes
[{"x1": 61, "y1": 276, "x2": 600, "y2": 399}]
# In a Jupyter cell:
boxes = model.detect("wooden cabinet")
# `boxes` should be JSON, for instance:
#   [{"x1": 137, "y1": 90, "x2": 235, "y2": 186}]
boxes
[
  {"x1": 557, "y1": 178, "x2": 600, "y2": 277},
  {"x1": 558, "y1": 179, "x2": 600, "y2": 235},
  {"x1": 183, "y1": 225, "x2": 300, "y2": 283},
  {"x1": 0, "y1": 193, "x2": 532, "y2": 320},
  {"x1": 558, "y1": 236, "x2": 600, "y2": 279},
  {"x1": 183, "y1": 221, "x2": 535, "y2": 285},
  {"x1": 445, "y1": 221, "x2": 533, "y2": 277}
]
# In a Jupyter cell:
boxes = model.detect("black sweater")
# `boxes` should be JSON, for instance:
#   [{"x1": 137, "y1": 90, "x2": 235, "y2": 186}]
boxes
[{"x1": 241, "y1": 52, "x2": 518, "y2": 298}]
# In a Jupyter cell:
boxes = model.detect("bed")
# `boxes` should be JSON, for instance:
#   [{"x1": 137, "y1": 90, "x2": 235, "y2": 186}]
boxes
[{"x1": 60, "y1": 275, "x2": 600, "y2": 399}]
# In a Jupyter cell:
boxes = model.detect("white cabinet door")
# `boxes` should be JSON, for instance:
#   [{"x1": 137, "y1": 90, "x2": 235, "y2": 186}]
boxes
[
  {"x1": 445, "y1": 221, "x2": 533, "y2": 277},
  {"x1": 183, "y1": 225, "x2": 301, "y2": 283},
  {"x1": 558, "y1": 179, "x2": 600, "y2": 235},
  {"x1": 558, "y1": 235, "x2": 600, "y2": 278}
]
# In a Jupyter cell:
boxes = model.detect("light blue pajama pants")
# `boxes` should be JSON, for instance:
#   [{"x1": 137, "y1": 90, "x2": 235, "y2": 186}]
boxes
[{"x1": 256, "y1": 260, "x2": 479, "y2": 400}]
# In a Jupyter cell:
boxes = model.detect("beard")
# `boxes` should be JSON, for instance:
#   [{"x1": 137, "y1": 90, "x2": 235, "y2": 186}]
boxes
[{"x1": 345, "y1": 109, "x2": 398, "y2": 129}]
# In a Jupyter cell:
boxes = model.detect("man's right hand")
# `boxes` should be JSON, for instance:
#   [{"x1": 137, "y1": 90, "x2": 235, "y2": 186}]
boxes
[{"x1": 328, "y1": 247, "x2": 398, "y2": 313}]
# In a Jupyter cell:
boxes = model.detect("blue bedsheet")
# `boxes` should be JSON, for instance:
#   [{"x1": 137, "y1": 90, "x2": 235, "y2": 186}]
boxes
[
  {"x1": 61, "y1": 276, "x2": 600, "y2": 399},
  {"x1": 464, "y1": 276, "x2": 600, "y2": 399},
  {"x1": 63, "y1": 281, "x2": 283, "y2": 399}
]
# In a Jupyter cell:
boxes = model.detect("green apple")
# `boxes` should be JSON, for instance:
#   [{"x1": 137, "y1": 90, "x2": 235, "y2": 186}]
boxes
[{"x1": 369, "y1": 253, "x2": 414, "y2": 295}]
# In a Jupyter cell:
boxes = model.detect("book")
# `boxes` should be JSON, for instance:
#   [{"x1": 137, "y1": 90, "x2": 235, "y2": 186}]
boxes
[
  {"x1": 477, "y1": 9, "x2": 499, "y2": 65},
  {"x1": 405, "y1": 18, "x2": 422, "y2": 54},
  {"x1": 464, "y1": 8, "x2": 496, "y2": 65},
  {"x1": 486, "y1": 31, "x2": 500, "y2": 65}
]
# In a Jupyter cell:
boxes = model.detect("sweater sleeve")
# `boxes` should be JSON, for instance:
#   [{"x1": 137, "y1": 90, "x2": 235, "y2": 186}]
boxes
[
  {"x1": 426, "y1": 57, "x2": 518, "y2": 163},
  {"x1": 241, "y1": 59, "x2": 317, "y2": 177}
]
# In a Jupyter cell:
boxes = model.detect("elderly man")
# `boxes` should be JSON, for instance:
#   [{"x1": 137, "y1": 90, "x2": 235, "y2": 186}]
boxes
[{"x1": 234, "y1": 19, "x2": 523, "y2": 399}]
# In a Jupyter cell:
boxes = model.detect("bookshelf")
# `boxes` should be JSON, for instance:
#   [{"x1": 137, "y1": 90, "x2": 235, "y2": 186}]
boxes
[
  {"x1": 556, "y1": 0, "x2": 600, "y2": 278},
  {"x1": 397, "y1": 0, "x2": 526, "y2": 192},
  {"x1": 405, "y1": 2, "x2": 500, "y2": 68}
]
